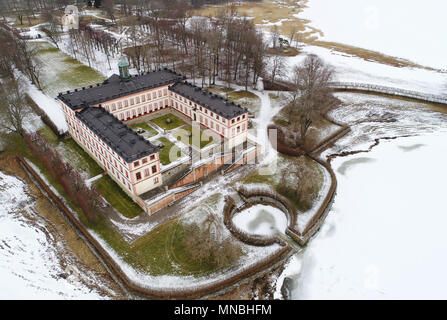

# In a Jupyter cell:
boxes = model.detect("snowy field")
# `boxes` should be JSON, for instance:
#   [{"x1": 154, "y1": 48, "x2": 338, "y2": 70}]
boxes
[
  {"x1": 280, "y1": 44, "x2": 447, "y2": 97},
  {"x1": 301, "y1": 0, "x2": 447, "y2": 70},
  {"x1": 281, "y1": 132, "x2": 447, "y2": 299},
  {"x1": 0, "y1": 172, "x2": 105, "y2": 299}
]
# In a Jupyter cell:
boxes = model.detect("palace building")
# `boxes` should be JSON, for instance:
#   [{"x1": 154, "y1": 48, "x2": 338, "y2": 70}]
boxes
[{"x1": 57, "y1": 59, "x2": 249, "y2": 199}]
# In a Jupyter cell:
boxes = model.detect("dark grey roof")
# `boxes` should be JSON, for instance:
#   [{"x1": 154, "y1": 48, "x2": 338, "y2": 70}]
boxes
[
  {"x1": 76, "y1": 107, "x2": 158, "y2": 163},
  {"x1": 169, "y1": 82, "x2": 248, "y2": 120},
  {"x1": 58, "y1": 69, "x2": 185, "y2": 110}
]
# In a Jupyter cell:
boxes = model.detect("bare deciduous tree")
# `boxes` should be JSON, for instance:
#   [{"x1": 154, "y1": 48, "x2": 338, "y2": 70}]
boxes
[
  {"x1": 270, "y1": 54, "x2": 286, "y2": 88},
  {"x1": 286, "y1": 54, "x2": 337, "y2": 148},
  {"x1": 0, "y1": 76, "x2": 29, "y2": 136},
  {"x1": 277, "y1": 156, "x2": 320, "y2": 210},
  {"x1": 40, "y1": 13, "x2": 62, "y2": 48},
  {"x1": 182, "y1": 213, "x2": 242, "y2": 268}
]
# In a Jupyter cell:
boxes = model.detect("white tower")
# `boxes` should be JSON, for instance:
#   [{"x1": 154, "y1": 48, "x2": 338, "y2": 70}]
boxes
[{"x1": 61, "y1": 5, "x2": 79, "y2": 30}]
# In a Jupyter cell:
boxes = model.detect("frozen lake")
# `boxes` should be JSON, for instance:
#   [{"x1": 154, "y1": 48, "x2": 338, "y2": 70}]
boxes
[
  {"x1": 283, "y1": 132, "x2": 447, "y2": 299},
  {"x1": 301, "y1": 0, "x2": 447, "y2": 69}
]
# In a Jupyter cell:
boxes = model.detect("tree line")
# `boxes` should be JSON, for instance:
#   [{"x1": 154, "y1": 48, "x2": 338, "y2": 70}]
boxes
[
  {"x1": 24, "y1": 131, "x2": 106, "y2": 222},
  {"x1": 122, "y1": 4, "x2": 266, "y2": 90},
  {"x1": 0, "y1": 23, "x2": 42, "y2": 89}
]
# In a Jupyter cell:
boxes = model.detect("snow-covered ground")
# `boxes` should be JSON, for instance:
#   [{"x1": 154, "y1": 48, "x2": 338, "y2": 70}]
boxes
[
  {"x1": 24, "y1": 74, "x2": 68, "y2": 133},
  {"x1": 233, "y1": 204, "x2": 288, "y2": 237},
  {"x1": 280, "y1": 132, "x2": 447, "y2": 299},
  {"x1": 0, "y1": 171, "x2": 105, "y2": 299},
  {"x1": 300, "y1": 0, "x2": 447, "y2": 70},
  {"x1": 282, "y1": 44, "x2": 447, "y2": 97}
]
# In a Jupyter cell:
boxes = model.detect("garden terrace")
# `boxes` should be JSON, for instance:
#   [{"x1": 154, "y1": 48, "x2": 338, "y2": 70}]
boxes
[{"x1": 150, "y1": 114, "x2": 187, "y2": 131}]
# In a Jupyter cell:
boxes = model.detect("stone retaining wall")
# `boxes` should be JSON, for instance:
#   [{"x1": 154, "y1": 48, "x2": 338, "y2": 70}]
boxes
[
  {"x1": 223, "y1": 196, "x2": 285, "y2": 247},
  {"x1": 17, "y1": 156, "x2": 290, "y2": 299}
]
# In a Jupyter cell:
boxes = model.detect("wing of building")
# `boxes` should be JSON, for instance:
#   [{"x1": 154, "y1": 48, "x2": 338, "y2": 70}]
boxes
[{"x1": 57, "y1": 61, "x2": 249, "y2": 199}]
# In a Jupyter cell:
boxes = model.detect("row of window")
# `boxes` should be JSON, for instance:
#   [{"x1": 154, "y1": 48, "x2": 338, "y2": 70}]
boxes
[
  {"x1": 116, "y1": 101, "x2": 169, "y2": 121},
  {"x1": 74, "y1": 125, "x2": 131, "y2": 180},
  {"x1": 72, "y1": 126, "x2": 132, "y2": 192},
  {"x1": 172, "y1": 100, "x2": 225, "y2": 135},
  {"x1": 134, "y1": 155, "x2": 156, "y2": 168},
  {"x1": 69, "y1": 117, "x2": 135, "y2": 185},
  {"x1": 104, "y1": 88, "x2": 168, "y2": 112},
  {"x1": 135, "y1": 165, "x2": 158, "y2": 181},
  {"x1": 172, "y1": 94, "x2": 228, "y2": 126},
  {"x1": 74, "y1": 126, "x2": 161, "y2": 193},
  {"x1": 172, "y1": 99, "x2": 246, "y2": 138}
]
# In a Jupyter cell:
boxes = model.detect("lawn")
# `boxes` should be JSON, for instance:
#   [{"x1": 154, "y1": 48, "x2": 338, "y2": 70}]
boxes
[
  {"x1": 173, "y1": 126, "x2": 214, "y2": 149},
  {"x1": 155, "y1": 137, "x2": 182, "y2": 165},
  {"x1": 226, "y1": 90, "x2": 259, "y2": 101},
  {"x1": 127, "y1": 193, "x2": 227, "y2": 275},
  {"x1": 93, "y1": 175, "x2": 143, "y2": 219},
  {"x1": 2, "y1": 132, "x2": 237, "y2": 277},
  {"x1": 273, "y1": 108, "x2": 342, "y2": 151},
  {"x1": 95, "y1": 193, "x2": 233, "y2": 276},
  {"x1": 238, "y1": 154, "x2": 324, "y2": 211},
  {"x1": 38, "y1": 126, "x2": 103, "y2": 178},
  {"x1": 128, "y1": 218, "x2": 219, "y2": 275},
  {"x1": 130, "y1": 122, "x2": 159, "y2": 139},
  {"x1": 206, "y1": 87, "x2": 260, "y2": 113},
  {"x1": 31, "y1": 42, "x2": 105, "y2": 98},
  {"x1": 150, "y1": 114, "x2": 186, "y2": 131},
  {"x1": 12, "y1": 15, "x2": 46, "y2": 28}
]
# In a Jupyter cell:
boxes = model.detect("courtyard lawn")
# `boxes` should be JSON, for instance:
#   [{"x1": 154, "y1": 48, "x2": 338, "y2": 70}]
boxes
[
  {"x1": 155, "y1": 137, "x2": 182, "y2": 165},
  {"x1": 150, "y1": 114, "x2": 186, "y2": 131},
  {"x1": 93, "y1": 175, "x2": 143, "y2": 219},
  {"x1": 130, "y1": 122, "x2": 159, "y2": 139},
  {"x1": 38, "y1": 126, "x2": 103, "y2": 178},
  {"x1": 31, "y1": 42, "x2": 105, "y2": 98},
  {"x1": 173, "y1": 126, "x2": 214, "y2": 149}
]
